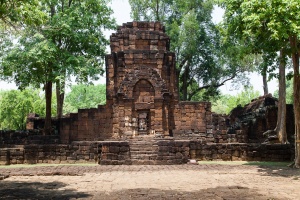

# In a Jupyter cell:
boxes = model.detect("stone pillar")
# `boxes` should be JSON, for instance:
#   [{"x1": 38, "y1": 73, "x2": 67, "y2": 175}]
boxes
[{"x1": 154, "y1": 98, "x2": 164, "y2": 136}]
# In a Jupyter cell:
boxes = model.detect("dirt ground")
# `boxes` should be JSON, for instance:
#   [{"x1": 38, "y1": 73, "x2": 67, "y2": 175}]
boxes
[{"x1": 0, "y1": 162, "x2": 300, "y2": 200}]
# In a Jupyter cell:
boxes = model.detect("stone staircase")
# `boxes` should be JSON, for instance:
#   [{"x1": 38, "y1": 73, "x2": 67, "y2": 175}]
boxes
[{"x1": 128, "y1": 136, "x2": 159, "y2": 165}]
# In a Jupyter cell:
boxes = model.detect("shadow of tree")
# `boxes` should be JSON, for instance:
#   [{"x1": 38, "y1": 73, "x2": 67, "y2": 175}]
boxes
[
  {"x1": 257, "y1": 166, "x2": 300, "y2": 178},
  {"x1": 91, "y1": 186, "x2": 280, "y2": 200},
  {"x1": 0, "y1": 181, "x2": 90, "y2": 200},
  {"x1": 243, "y1": 162, "x2": 300, "y2": 178}
]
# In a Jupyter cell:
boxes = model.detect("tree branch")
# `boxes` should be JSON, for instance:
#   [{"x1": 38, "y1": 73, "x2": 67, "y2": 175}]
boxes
[{"x1": 187, "y1": 74, "x2": 236, "y2": 100}]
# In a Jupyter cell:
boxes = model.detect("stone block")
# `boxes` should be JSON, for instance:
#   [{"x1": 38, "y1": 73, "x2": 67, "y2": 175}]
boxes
[{"x1": 109, "y1": 146, "x2": 120, "y2": 153}]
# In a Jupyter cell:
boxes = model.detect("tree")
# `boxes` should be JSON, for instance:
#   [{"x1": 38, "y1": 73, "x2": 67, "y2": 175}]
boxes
[
  {"x1": 0, "y1": 88, "x2": 54, "y2": 130},
  {"x1": 64, "y1": 84, "x2": 106, "y2": 114},
  {"x1": 221, "y1": 0, "x2": 300, "y2": 167},
  {"x1": 0, "y1": 0, "x2": 44, "y2": 28},
  {"x1": 257, "y1": 52, "x2": 278, "y2": 95},
  {"x1": 211, "y1": 86, "x2": 260, "y2": 114},
  {"x1": 274, "y1": 78, "x2": 294, "y2": 104},
  {"x1": 1, "y1": 0, "x2": 115, "y2": 134},
  {"x1": 129, "y1": 0, "x2": 250, "y2": 101}
]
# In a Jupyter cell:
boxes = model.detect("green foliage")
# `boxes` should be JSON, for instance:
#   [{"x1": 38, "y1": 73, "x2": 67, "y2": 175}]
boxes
[
  {"x1": 273, "y1": 78, "x2": 293, "y2": 104},
  {"x1": 129, "y1": 0, "x2": 250, "y2": 100},
  {"x1": 1, "y1": 0, "x2": 116, "y2": 89},
  {"x1": 0, "y1": 88, "x2": 56, "y2": 130},
  {"x1": 219, "y1": 0, "x2": 300, "y2": 94},
  {"x1": 240, "y1": 0, "x2": 300, "y2": 42},
  {"x1": 0, "y1": 0, "x2": 116, "y2": 126},
  {"x1": 211, "y1": 86, "x2": 260, "y2": 114},
  {"x1": 220, "y1": 0, "x2": 300, "y2": 52},
  {"x1": 64, "y1": 84, "x2": 106, "y2": 114},
  {"x1": 0, "y1": 0, "x2": 45, "y2": 28}
]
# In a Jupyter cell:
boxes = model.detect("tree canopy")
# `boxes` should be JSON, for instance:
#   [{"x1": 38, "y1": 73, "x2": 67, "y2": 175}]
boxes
[
  {"x1": 220, "y1": 0, "x2": 300, "y2": 167},
  {"x1": 212, "y1": 86, "x2": 260, "y2": 114},
  {"x1": 0, "y1": 0, "x2": 45, "y2": 28},
  {"x1": 0, "y1": 88, "x2": 55, "y2": 130},
  {"x1": 64, "y1": 84, "x2": 106, "y2": 114},
  {"x1": 129, "y1": 0, "x2": 251, "y2": 101},
  {"x1": 0, "y1": 0, "x2": 116, "y2": 133}
]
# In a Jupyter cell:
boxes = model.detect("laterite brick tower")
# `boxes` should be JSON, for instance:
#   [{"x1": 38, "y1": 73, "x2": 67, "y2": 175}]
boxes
[
  {"x1": 59, "y1": 22, "x2": 211, "y2": 142},
  {"x1": 106, "y1": 21, "x2": 179, "y2": 137}
]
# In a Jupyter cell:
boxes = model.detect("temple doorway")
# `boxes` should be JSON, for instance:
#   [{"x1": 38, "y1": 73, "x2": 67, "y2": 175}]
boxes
[
  {"x1": 137, "y1": 110, "x2": 150, "y2": 135},
  {"x1": 133, "y1": 79, "x2": 155, "y2": 135}
]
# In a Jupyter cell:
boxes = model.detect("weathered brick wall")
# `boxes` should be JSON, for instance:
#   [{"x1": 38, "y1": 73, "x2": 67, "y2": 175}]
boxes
[
  {"x1": 0, "y1": 141, "x2": 293, "y2": 165},
  {"x1": 190, "y1": 142, "x2": 293, "y2": 162},
  {"x1": 99, "y1": 141, "x2": 131, "y2": 165},
  {"x1": 0, "y1": 141, "x2": 102, "y2": 165},
  {"x1": 155, "y1": 140, "x2": 190, "y2": 164},
  {"x1": 211, "y1": 113, "x2": 248, "y2": 143},
  {"x1": 59, "y1": 105, "x2": 113, "y2": 143},
  {"x1": 0, "y1": 130, "x2": 59, "y2": 145},
  {"x1": 173, "y1": 102, "x2": 212, "y2": 138}
]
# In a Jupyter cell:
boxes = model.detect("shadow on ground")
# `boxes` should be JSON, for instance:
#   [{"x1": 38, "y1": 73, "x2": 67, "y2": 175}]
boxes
[
  {"x1": 242, "y1": 162, "x2": 300, "y2": 178},
  {"x1": 0, "y1": 181, "x2": 90, "y2": 200},
  {"x1": 90, "y1": 186, "x2": 280, "y2": 200}
]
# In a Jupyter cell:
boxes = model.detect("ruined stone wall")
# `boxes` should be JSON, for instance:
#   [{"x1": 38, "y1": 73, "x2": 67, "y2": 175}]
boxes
[
  {"x1": 211, "y1": 114, "x2": 248, "y2": 143},
  {"x1": 226, "y1": 95, "x2": 294, "y2": 143},
  {"x1": 59, "y1": 105, "x2": 113, "y2": 143},
  {"x1": 0, "y1": 141, "x2": 101, "y2": 165},
  {"x1": 0, "y1": 130, "x2": 59, "y2": 145},
  {"x1": 0, "y1": 141, "x2": 293, "y2": 165},
  {"x1": 189, "y1": 142, "x2": 293, "y2": 162},
  {"x1": 173, "y1": 102, "x2": 212, "y2": 138}
]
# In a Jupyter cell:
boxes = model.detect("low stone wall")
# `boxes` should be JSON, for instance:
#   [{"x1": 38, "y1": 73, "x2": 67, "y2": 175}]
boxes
[
  {"x1": 0, "y1": 130, "x2": 60, "y2": 145},
  {"x1": 0, "y1": 140, "x2": 294, "y2": 165},
  {"x1": 0, "y1": 141, "x2": 101, "y2": 165},
  {"x1": 190, "y1": 142, "x2": 293, "y2": 162},
  {"x1": 155, "y1": 140, "x2": 190, "y2": 164},
  {"x1": 100, "y1": 141, "x2": 131, "y2": 165}
]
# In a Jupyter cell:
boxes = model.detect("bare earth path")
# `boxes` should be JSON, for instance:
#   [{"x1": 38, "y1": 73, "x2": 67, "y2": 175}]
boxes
[{"x1": 0, "y1": 163, "x2": 300, "y2": 200}]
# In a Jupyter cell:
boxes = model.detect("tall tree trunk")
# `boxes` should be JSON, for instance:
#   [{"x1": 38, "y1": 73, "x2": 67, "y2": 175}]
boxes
[
  {"x1": 262, "y1": 65, "x2": 269, "y2": 95},
  {"x1": 263, "y1": 50, "x2": 287, "y2": 144},
  {"x1": 44, "y1": 81, "x2": 53, "y2": 135},
  {"x1": 290, "y1": 35, "x2": 300, "y2": 168},
  {"x1": 155, "y1": 0, "x2": 160, "y2": 21},
  {"x1": 182, "y1": 65, "x2": 189, "y2": 101},
  {"x1": 275, "y1": 49, "x2": 287, "y2": 144},
  {"x1": 56, "y1": 80, "x2": 65, "y2": 118}
]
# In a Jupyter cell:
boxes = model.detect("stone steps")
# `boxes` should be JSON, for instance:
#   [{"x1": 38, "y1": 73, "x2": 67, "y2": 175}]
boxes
[
  {"x1": 128, "y1": 138, "x2": 158, "y2": 163},
  {"x1": 131, "y1": 159, "x2": 157, "y2": 165},
  {"x1": 131, "y1": 154, "x2": 157, "y2": 160},
  {"x1": 130, "y1": 146, "x2": 158, "y2": 151}
]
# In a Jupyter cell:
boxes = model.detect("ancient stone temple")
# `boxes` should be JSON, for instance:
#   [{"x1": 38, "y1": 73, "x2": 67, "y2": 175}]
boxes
[
  {"x1": 2, "y1": 22, "x2": 293, "y2": 165},
  {"x1": 58, "y1": 21, "x2": 211, "y2": 142}
]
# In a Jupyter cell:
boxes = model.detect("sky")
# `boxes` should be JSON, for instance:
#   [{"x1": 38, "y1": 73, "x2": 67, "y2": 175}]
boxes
[{"x1": 0, "y1": 0, "x2": 278, "y2": 95}]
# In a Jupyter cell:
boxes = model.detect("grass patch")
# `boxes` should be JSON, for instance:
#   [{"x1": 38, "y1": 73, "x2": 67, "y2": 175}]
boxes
[
  {"x1": 0, "y1": 163, "x2": 98, "y2": 168},
  {"x1": 197, "y1": 160, "x2": 292, "y2": 167},
  {"x1": 243, "y1": 161, "x2": 291, "y2": 167}
]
